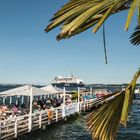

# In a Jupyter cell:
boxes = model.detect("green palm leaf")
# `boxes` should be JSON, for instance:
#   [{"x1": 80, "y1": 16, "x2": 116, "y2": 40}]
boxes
[
  {"x1": 45, "y1": 0, "x2": 140, "y2": 46},
  {"x1": 125, "y1": 0, "x2": 137, "y2": 31},
  {"x1": 45, "y1": 0, "x2": 130, "y2": 40},
  {"x1": 86, "y1": 69, "x2": 140, "y2": 140},
  {"x1": 120, "y1": 69, "x2": 140, "y2": 125},
  {"x1": 86, "y1": 92, "x2": 125, "y2": 140},
  {"x1": 130, "y1": 26, "x2": 140, "y2": 45},
  {"x1": 93, "y1": 0, "x2": 127, "y2": 33}
]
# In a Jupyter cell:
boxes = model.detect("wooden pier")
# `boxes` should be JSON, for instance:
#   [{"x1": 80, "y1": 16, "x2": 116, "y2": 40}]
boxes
[{"x1": 0, "y1": 100, "x2": 95, "y2": 140}]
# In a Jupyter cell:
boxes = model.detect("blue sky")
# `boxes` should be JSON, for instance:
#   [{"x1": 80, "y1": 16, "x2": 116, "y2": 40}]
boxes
[{"x1": 0, "y1": 0, "x2": 140, "y2": 85}]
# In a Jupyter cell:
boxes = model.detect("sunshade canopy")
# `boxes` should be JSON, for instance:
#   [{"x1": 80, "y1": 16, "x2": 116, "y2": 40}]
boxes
[
  {"x1": 0, "y1": 85, "x2": 53, "y2": 97},
  {"x1": 41, "y1": 84, "x2": 69, "y2": 94}
]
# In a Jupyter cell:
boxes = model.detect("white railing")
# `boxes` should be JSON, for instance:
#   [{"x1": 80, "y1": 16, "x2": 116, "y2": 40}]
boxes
[{"x1": 0, "y1": 99, "x2": 96, "y2": 140}]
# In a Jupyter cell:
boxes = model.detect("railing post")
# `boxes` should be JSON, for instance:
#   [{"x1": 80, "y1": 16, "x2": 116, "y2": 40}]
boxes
[
  {"x1": 62, "y1": 87, "x2": 66, "y2": 118},
  {"x1": 14, "y1": 119, "x2": 18, "y2": 138},
  {"x1": 28, "y1": 115, "x2": 32, "y2": 132},
  {"x1": 39, "y1": 112, "x2": 42, "y2": 128},
  {"x1": 55, "y1": 109, "x2": 58, "y2": 122}
]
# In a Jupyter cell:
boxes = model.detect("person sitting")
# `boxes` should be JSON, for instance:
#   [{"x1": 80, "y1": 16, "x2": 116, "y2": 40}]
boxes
[
  {"x1": 45, "y1": 98, "x2": 52, "y2": 109},
  {"x1": 2, "y1": 105, "x2": 8, "y2": 112},
  {"x1": 0, "y1": 107, "x2": 4, "y2": 120},
  {"x1": 65, "y1": 96, "x2": 72, "y2": 105},
  {"x1": 0, "y1": 113, "x2": 7, "y2": 126},
  {"x1": 12, "y1": 104, "x2": 18, "y2": 114},
  {"x1": 57, "y1": 96, "x2": 62, "y2": 107},
  {"x1": 0, "y1": 106, "x2": 3, "y2": 115},
  {"x1": 33, "y1": 100, "x2": 39, "y2": 113},
  {"x1": 1, "y1": 105, "x2": 9, "y2": 117},
  {"x1": 37, "y1": 99, "x2": 44, "y2": 109},
  {"x1": 52, "y1": 98, "x2": 58, "y2": 108}
]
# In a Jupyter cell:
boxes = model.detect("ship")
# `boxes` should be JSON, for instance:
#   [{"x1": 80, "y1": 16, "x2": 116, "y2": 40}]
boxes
[{"x1": 51, "y1": 75, "x2": 85, "y2": 88}]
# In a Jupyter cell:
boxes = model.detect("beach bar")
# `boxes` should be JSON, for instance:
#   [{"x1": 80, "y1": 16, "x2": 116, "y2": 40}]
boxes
[{"x1": 0, "y1": 85, "x2": 97, "y2": 140}]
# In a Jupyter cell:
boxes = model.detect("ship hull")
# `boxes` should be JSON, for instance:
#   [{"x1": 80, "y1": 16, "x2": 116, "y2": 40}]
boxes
[{"x1": 51, "y1": 83, "x2": 84, "y2": 88}]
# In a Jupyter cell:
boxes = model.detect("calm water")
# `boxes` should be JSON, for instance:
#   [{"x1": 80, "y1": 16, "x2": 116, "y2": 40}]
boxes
[
  {"x1": 0, "y1": 85, "x2": 139, "y2": 140},
  {"x1": 17, "y1": 103, "x2": 140, "y2": 140}
]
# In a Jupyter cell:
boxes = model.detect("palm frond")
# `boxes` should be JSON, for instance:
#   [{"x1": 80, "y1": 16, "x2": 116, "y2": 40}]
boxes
[
  {"x1": 93, "y1": 0, "x2": 127, "y2": 33},
  {"x1": 130, "y1": 25, "x2": 140, "y2": 45},
  {"x1": 86, "y1": 69, "x2": 140, "y2": 140},
  {"x1": 120, "y1": 69, "x2": 140, "y2": 125},
  {"x1": 45, "y1": 0, "x2": 129, "y2": 40},
  {"x1": 138, "y1": 0, "x2": 140, "y2": 24},
  {"x1": 86, "y1": 92, "x2": 125, "y2": 140},
  {"x1": 125, "y1": 0, "x2": 137, "y2": 31}
]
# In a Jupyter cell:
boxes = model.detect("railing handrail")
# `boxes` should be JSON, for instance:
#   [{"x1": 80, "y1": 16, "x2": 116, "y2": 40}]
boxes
[{"x1": 0, "y1": 99, "x2": 96, "y2": 140}]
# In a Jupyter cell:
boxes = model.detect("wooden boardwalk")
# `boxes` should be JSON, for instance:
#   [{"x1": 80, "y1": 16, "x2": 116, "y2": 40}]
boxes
[{"x1": 0, "y1": 99, "x2": 96, "y2": 140}]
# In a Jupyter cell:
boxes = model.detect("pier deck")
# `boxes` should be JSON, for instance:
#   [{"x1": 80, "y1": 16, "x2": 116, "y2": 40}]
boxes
[{"x1": 0, "y1": 99, "x2": 96, "y2": 140}]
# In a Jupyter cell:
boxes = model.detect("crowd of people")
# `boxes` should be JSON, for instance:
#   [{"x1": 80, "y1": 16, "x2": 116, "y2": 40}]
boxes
[
  {"x1": 0, "y1": 91, "x2": 98, "y2": 138},
  {"x1": 0, "y1": 92, "x2": 97, "y2": 122},
  {"x1": 0, "y1": 95, "x2": 73, "y2": 121},
  {"x1": 0, "y1": 103, "x2": 27, "y2": 121},
  {"x1": 32, "y1": 96, "x2": 63, "y2": 113}
]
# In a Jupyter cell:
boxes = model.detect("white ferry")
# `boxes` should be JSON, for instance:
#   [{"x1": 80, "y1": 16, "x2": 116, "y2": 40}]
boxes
[{"x1": 51, "y1": 75, "x2": 85, "y2": 88}]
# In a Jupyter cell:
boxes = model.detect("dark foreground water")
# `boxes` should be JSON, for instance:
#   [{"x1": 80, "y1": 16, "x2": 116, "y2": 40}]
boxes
[{"x1": 17, "y1": 102, "x2": 140, "y2": 140}]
